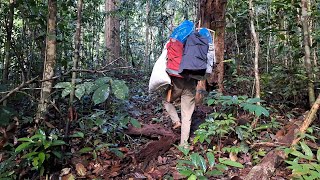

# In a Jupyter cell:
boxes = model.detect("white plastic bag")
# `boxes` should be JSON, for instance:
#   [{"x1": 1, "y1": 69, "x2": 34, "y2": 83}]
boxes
[{"x1": 148, "y1": 44, "x2": 171, "y2": 93}]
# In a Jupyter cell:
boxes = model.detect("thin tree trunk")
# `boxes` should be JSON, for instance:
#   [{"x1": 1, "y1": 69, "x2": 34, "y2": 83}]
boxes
[
  {"x1": 36, "y1": 0, "x2": 57, "y2": 122},
  {"x1": 144, "y1": 0, "x2": 150, "y2": 71},
  {"x1": 105, "y1": 0, "x2": 120, "y2": 63},
  {"x1": 301, "y1": 0, "x2": 315, "y2": 107},
  {"x1": 2, "y1": 0, "x2": 15, "y2": 106},
  {"x1": 69, "y1": 0, "x2": 83, "y2": 105},
  {"x1": 249, "y1": 0, "x2": 260, "y2": 101},
  {"x1": 201, "y1": 0, "x2": 227, "y2": 93}
]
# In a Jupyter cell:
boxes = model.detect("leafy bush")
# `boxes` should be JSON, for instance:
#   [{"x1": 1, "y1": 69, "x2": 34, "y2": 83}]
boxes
[
  {"x1": 284, "y1": 141, "x2": 320, "y2": 180},
  {"x1": 54, "y1": 76, "x2": 129, "y2": 105},
  {"x1": 15, "y1": 129, "x2": 66, "y2": 176},
  {"x1": 176, "y1": 145, "x2": 244, "y2": 179},
  {"x1": 207, "y1": 93, "x2": 269, "y2": 118}
]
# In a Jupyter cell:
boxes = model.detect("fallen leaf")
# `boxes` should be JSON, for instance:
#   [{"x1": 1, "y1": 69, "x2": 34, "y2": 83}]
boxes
[
  {"x1": 76, "y1": 163, "x2": 87, "y2": 177},
  {"x1": 118, "y1": 147, "x2": 129, "y2": 152},
  {"x1": 60, "y1": 168, "x2": 71, "y2": 176},
  {"x1": 229, "y1": 152, "x2": 238, "y2": 162},
  {"x1": 92, "y1": 163, "x2": 103, "y2": 175},
  {"x1": 44, "y1": 121, "x2": 55, "y2": 128},
  {"x1": 61, "y1": 173, "x2": 75, "y2": 180}
]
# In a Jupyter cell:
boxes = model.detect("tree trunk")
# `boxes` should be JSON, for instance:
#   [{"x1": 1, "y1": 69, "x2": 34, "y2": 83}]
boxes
[
  {"x1": 249, "y1": 0, "x2": 261, "y2": 101},
  {"x1": 144, "y1": 0, "x2": 150, "y2": 71},
  {"x1": 301, "y1": 0, "x2": 315, "y2": 107},
  {"x1": 2, "y1": 0, "x2": 15, "y2": 106},
  {"x1": 200, "y1": 0, "x2": 227, "y2": 93},
  {"x1": 36, "y1": 0, "x2": 57, "y2": 122},
  {"x1": 105, "y1": 0, "x2": 121, "y2": 63},
  {"x1": 69, "y1": 0, "x2": 83, "y2": 105}
]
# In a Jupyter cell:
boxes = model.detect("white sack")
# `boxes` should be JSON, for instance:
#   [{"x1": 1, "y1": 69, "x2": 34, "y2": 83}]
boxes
[{"x1": 148, "y1": 44, "x2": 171, "y2": 93}]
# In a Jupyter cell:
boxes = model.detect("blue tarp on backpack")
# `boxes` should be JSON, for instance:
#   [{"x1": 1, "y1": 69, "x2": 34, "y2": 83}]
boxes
[
  {"x1": 169, "y1": 20, "x2": 194, "y2": 43},
  {"x1": 198, "y1": 28, "x2": 213, "y2": 44}
]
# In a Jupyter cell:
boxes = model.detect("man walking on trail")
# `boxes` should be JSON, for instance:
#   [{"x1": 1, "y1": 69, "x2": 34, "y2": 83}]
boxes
[{"x1": 163, "y1": 76, "x2": 197, "y2": 146}]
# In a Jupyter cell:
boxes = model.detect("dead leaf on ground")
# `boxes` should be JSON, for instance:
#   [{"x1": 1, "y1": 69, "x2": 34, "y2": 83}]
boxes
[
  {"x1": 60, "y1": 168, "x2": 71, "y2": 176},
  {"x1": 229, "y1": 152, "x2": 238, "y2": 161},
  {"x1": 75, "y1": 163, "x2": 87, "y2": 177},
  {"x1": 61, "y1": 173, "x2": 75, "y2": 180}
]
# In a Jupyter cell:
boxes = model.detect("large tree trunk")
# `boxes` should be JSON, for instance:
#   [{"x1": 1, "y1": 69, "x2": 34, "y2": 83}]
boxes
[
  {"x1": 249, "y1": 0, "x2": 261, "y2": 102},
  {"x1": 301, "y1": 0, "x2": 315, "y2": 107},
  {"x1": 200, "y1": 0, "x2": 227, "y2": 93},
  {"x1": 69, "y1": 0, "x2": 83, "y2": 105},
  {"x1": 105, "y1": 0, "x2": 121, "y2": 64},
  {"x1": 2, "y1": 0, "x2": 15, "y2": 106},
  {"x1": 36, "y1": 0, "x2": 57, "y2": 122}
]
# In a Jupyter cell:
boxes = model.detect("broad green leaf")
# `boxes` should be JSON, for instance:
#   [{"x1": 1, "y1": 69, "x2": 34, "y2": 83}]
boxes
[
  {"x1": 178, "y1": 169, "x2": 193, "y2": 176},
  {"x1": 75, "y1": 84, "x2": 86, "y2": 100},
  {"x1": 83, "y1": 82, "x2": 97, "y2": 94},
  {"x1": 70, "y1": 131, "x2": 84, "y2": 138},
  {"x1": 219, "y1": 158, "x2": 244, "y2": 168},
  {"x1": 246, "y1": 98, "x2": 262, "y2": 104},
  {"x1": 15, "y1": 142, "x2": 32, "y2": 152},
  {"x1": 290, "y1": 150, "x2": 311, "y2": 160},
  {"x1": 130, "y1": 118, "x2": 141, "y2": 128},
  {"x1": 62, "y1": 86, "x2": 72, "y2": 98},
  {"x1": 78, "y1": 147, "x2": 93, "y2": 154},
  {"x1": 22, "y1": 152, "x2": 38, "y2": 159},
  {"x1": 92, "y1": 84, "x2": 110, "y2": 105},
  {"x1": 206, "y1": 152, "x2": 215, "y2": 168},
  {"x1": 110, "y1": 148, "x2": 124, "y2": 158},
  {"x1": 111, "y1": 80, "x2": 129, "y2": 100},
  {"x1": 206, "y1": 170, "x2": 223, "y2": 176},
  {"x1": 177, "y1": 160, "x2": 193, "y2": 166},
  {"x1": 254, "y1": 106, "x2": 269, "y2": 117},
  {"x1": 300, "y1": 141, "x2": 314, "y2": 159},
  {"x1": 51, "y1": 140, "x2": 66, "y2": 146},
  {"x1": 317, "y1": 149, "x2": 320, "y2": 162},
  {"x1": 198, "y1": 155, "x2": 207, "y2": 172},
  {"x1": 177, "y1": 145, "x2": 190, "y2": 156},
  {"x1": 32, "y1": 157, "x2": 39, "y2": 168},
  {"x1": 94, "y1": 77, "x2": 112, "y2": 86},
  {"x1": 38, "y1": 152, "x2": 45, "y2": 165},
  {"x1": 190, "y1": 153, "x2": 200, "y2": 169},
  {"x1": 52, "y1": 151, "x2": 62, "y2": 159},
  {"x1": 207, "y1": 99, "x2": 215, "y2": 106},
  {"x1": 54, "y1": 82, "x2": 72, "y2": 88},
  {"x1": 17, "y1": 137, "x2": 33, "y2": 142},
  {"x1": 188, "y1": 174, "x2": 197, "y2": 180}
]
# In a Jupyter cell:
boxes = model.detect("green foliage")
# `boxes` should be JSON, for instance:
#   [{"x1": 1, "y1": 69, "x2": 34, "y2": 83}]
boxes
[
  {"x1": 284, "y1": 141, "x2": 320, "y2": 180},
  {"x1": 15, "y1": 129, "x2": 65, "y2": 176},
  {"x1": 176, "y1": 145, "x2": 244, "y2": 179},
  {"x1": 54, "y1": 77, "x2": 129, "y2": 105},
  {"x1": 207, "y1": 94, "x2": 269, "y2": 118},
  {"x1": 0, "y1": 106, "x2": 16, "y2": 126},
  {"x1": 0, "y1": 155, "x2": 16, "y2": 179},
  {"x1": 77, "y1": 139, "x2": 124, "y2": 159},
  {"x1": 176, "y1": 146, "x2": 224, "y2": 179},
  {"x1": 194, "y1": 112, "x2": 236, "y2": 144}
]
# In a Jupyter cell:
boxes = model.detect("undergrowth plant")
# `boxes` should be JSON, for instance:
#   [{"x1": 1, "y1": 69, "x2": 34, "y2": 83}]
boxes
[
  {"x1": 15, "y1": 129, "x2": 66, "y2": 176},
  {"x1": 284, "y1": 141, "x2": 320, "y2": 180},
  {"x1": 176, "y1": 145, "x2": 244, "y2": 179}
]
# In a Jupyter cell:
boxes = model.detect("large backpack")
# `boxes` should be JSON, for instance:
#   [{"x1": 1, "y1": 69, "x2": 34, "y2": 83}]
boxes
[
  {"x1": 166, "y1": 20, "x2": 194, "y2": 77},
  {"x1": 178, "y1": 28, "x2": 215, "y2": 79}
]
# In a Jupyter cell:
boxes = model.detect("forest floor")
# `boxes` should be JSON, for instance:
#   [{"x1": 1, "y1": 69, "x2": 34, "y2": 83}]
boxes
[{"x1": 2, "y1": 73, "x2": 319, "y2": 180}]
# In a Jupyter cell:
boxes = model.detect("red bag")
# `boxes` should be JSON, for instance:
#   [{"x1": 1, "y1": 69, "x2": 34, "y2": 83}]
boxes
[{"x1": 166, "y1": 38, "x2": 183, "y2": 78}]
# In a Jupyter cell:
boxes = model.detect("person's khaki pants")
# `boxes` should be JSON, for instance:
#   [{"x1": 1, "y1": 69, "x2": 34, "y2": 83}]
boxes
[{"x1": 163, "y1": 76, "x2": 196, "y2": 146}]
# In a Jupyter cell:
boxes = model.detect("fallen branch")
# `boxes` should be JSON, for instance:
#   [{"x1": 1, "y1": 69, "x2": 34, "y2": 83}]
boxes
[
  {"x1": 0, "y1": 76, "x2": 39, "y2": 104},
  {"x1": 292, "y1": 94, "x2": 320, "y2": 145},
  {"x1": 245, "y1": 94, "x2": 320, "y2": 180},
  {"x1": 126, "y1": 124, "x2": 178, "y2": 163}
]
